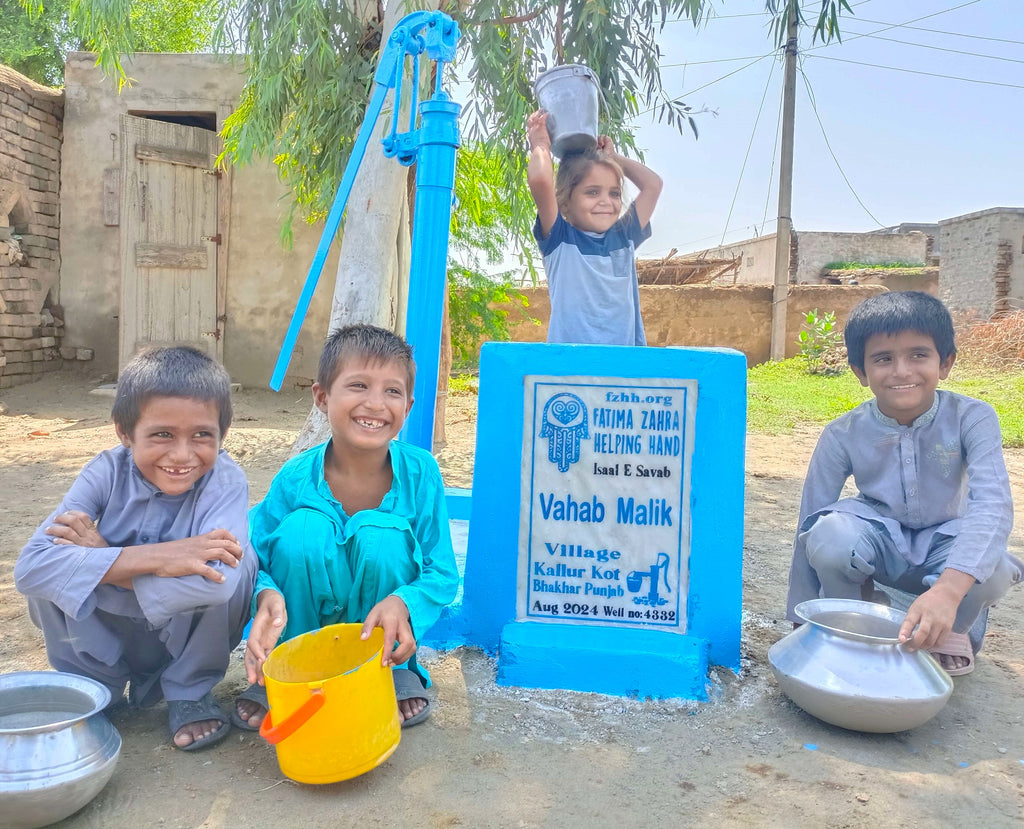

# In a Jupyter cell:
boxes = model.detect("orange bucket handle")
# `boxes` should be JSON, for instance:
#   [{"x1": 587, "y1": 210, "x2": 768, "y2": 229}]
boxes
[{"x1": 259, "y1": 687, "x2": 326, "y2": 745}]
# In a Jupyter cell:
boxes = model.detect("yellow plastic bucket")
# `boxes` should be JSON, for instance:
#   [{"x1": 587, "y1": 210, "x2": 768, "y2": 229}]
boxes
[{"x1": 259, "y1": 623, "x2": 400, "y2": 784}]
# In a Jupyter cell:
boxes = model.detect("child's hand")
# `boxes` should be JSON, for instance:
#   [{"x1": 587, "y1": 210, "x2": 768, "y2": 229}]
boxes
[
  {"x1": 362, "y1": 595, "x2": 416, "y2": 667},
  {"x1": 527, "y1": 110, "x2": 551, "y2": 153},
  {"x1": 150, "y1": 529, "x2": 244, "y2": 582},
  {"x1": 898, "y1": 581, "x2": 965, "y2": 651},
  {"x1": 245, "y1": 590, "x2": 287, "y2": 685},
  {"x1": 46, "y1": 510, "x2": 107, "y2": 548},
  {"x1": 596, "y1": 135, "x2": 617, "y2": 155}
]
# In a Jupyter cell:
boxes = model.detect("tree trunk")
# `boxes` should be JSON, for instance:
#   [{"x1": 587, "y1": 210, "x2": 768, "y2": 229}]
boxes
[
  {"x1": 291, "y1": 0, "x2": 432, "y2": 454},
  {"x1": 434, "y1": 282, "x2": 452, "y2": 448}
]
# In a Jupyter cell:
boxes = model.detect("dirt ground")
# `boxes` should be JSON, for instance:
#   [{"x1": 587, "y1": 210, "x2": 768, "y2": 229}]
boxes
[{"x1": 2, "y1": 367, "x2": 1023, "y2": 828}]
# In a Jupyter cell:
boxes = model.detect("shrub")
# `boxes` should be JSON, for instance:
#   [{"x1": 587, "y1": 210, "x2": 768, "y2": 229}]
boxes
[{"x1": 797, "y1": 309, "x2": 846, "y2": 375}]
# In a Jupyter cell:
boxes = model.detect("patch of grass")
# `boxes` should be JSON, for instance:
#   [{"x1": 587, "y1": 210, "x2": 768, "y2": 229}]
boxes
[
  {"x1": 748, "y1": 359, "x2": 1024, "y2": 447},
  {"x1": 944, "y1": 371, "x2": 1024, "y2": 448},
  {"x1": 823, "y1": 261, "x2": 923, "y2": 270},
  {"x1": 448, "y1": 372, "x2": 479, "y2": 396},
  {"x1": 747, "y1": 359, "x2": 870, "y2": 432}
]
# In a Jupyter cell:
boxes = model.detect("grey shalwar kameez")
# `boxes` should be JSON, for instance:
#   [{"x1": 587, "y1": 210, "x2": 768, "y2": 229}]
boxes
[{"x1": 16, "y1": 445, "x2": 257, "y2": 703}]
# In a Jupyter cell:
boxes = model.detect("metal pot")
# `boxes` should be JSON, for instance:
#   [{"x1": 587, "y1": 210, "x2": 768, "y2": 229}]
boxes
[
  {"x1": 534, "y1": 64, "x2": 601, "y2": 158},
  {"x1": 768, "y1": 599, "x2": 954, "y2": 733},
  {"x1": 0, "y1": 671, "x2": 122, "y2": 829}
]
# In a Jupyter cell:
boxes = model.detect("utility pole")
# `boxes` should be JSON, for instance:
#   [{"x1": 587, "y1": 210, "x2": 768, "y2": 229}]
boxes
[{"x1": 770, "y1": 3, "x2": 798, "y2": 361}]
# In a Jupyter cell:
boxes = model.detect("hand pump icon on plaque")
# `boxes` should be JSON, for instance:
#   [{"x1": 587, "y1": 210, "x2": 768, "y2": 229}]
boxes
[{"x1": 627, "y1": 552, "x2": 671, "y2": 607}]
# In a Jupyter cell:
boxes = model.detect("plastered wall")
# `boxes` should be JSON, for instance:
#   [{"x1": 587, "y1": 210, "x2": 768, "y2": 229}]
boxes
[
  {"x1": 60, "y1": 52, "x2": 338, "y2": 387},
  {"x1": 690, "y1": 230, "x2": 927, "y2": 286},
  {"x1": 502, "y1": 284, "x2": 887, "y2": 365}
]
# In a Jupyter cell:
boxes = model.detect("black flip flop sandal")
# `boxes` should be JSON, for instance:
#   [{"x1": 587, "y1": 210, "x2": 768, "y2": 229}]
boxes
[
  {"x1": 167, "y1": 692, "x2": 231, "y2": 751},
  {"x1": 231, "y1": 683, "x2": 269, "y2": 732}
]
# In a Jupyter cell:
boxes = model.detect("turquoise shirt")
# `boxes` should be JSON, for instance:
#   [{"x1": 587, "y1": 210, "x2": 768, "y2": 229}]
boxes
[{"x1": 250, "y1": 439, "x2": 459, "y2": 644}]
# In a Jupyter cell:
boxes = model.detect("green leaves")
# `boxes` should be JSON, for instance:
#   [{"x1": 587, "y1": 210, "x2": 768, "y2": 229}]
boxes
[
  {"x1": 448, "y1": 144, "x2": 533, "y2": 365},
  {"x1": 764, "y1": 0, "x2": 851, "y2": 48},
  {"x1": 218, "y1": 0, "x2": 380, "y2": 230},
  {"x1": 797, "y1": 308, "x2": 845, "y2": 375},
  {"x1": 3, "y1": 0, "x2": 81, "y2": 85}
]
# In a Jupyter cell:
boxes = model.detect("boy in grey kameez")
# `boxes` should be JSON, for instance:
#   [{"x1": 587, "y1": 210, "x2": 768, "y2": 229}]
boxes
[
  {"x1": 16, "y1": 347, "x2": 256, "y2": 750},
  {"x1": 786, "y1": 292, "x2": 1023, "y2": 675}
]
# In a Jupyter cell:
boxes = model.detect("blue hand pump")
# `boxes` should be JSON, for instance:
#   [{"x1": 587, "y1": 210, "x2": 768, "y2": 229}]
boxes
[{"x1": 269, "y1": 11, "x2": 461, "y2": 452}]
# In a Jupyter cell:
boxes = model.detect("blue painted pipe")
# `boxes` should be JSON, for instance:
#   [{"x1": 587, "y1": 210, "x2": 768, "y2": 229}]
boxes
[{"x1": 400, "y1": 93, "x2": 461, "y2": 449}]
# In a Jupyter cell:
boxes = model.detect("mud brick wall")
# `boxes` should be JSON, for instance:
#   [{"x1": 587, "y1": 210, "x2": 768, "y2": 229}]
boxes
[
  {"x1": 0, "y1": 63, "x2": 64, "y2": 388},
  {"x1": 499, "y1": 284, "x2": 887, "y2": 366}
]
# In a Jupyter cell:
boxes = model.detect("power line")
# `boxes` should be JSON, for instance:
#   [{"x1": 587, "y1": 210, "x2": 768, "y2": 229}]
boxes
[
  {"x1": 848, "y1": 33, "x2": 1024, "y2": 65},
  {"x1": 851, "y1": 16, "x2": 1024, "y2": 46},
  {"x1": 661, "y1": 54, "x2": 775, "y2": 68},
  {"x1": 645, "y1": 218, "x2": 779, "y2": 256},
  {"x1": 804, "y1": 0, "x2": 983, "y2": 52},
  {"x1": 798, "y1": 64, "x2": 885, "y2": 228},
  {"x1": 760, "y1": 78, "x2": 786, "y2": 237},
  {"x1": 721, "y1": 59, "x2": 778, "y2": 246},
  {"x1": 676, "y1": 54, "x2": 774, "y2": 98},
  {"x1": 661, "y1": 0, "x2": 877, "y2": 25},
  {"x1": 804, "y1": 53, "x2": 1024, "y2": 89},
  {"x1": 637, "y1": 53, "x2": 773, "y2": 116}
]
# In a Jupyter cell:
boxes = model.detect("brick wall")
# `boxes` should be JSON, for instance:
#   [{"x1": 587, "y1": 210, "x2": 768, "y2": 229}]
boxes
[
  {"x1": 939, "y1": 209, "x2": 1001, "y2": 317},
  {"x1": 938, "y1": 208, "x2": 1024, "y2": 318},
  {"x1": 0, "y1": 64, "x2": 65, "y2": 388}
]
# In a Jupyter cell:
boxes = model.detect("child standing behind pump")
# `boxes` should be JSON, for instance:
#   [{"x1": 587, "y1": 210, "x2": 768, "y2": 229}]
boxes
[
  {"x1": 786, "y1": 291, "x2": 1023, "y2": 675},
  {"x1": 16, "y1": 346, "x2": 256, "y2": 751},
  {"x1": 234, "y1": 325, "x2": 458, "y2": 731},
  {"x1": 527, "y1": 109, "x2": 662, "y2": 346}
]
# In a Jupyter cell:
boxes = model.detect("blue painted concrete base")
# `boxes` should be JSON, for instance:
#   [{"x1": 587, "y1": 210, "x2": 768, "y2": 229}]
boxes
[{"x1": 497, "y1": 621, "x2": 709, "y2": 700}]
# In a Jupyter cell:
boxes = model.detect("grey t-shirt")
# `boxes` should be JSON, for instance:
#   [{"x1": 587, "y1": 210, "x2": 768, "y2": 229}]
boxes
[{"x1": 533, "y1": 203, "x2": 651, "y2": 346}]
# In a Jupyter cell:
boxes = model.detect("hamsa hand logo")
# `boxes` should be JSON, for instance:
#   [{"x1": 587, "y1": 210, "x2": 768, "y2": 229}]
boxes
[{"x1": 539, "y1": 392, "x2": 589, "y2": 472}]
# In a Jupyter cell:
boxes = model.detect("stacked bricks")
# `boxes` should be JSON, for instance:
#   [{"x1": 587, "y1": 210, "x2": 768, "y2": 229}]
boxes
[
  {"x1": 1, "y1": 63, "x2": 64, "y2": 388},
  {"x1": 994, "y1": 240, "x2": 1012, "y2": 318}
]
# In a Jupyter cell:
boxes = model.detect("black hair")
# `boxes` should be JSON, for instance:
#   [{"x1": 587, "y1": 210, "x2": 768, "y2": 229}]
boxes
[
  {"x1": 844, "y1": 291, "x2": 956, "y2": 372},
  {"x1": 317, "y1": 324, "x2": 416, "y2": 391},
  {"x1": 112, "y1": 346, "x2": 233, "y2": 437}
]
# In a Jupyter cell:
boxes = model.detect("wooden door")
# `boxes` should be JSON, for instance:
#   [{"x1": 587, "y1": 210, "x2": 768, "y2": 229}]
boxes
[{"x1": 119, "y1": 114, "x2": 221, "y2": 371}]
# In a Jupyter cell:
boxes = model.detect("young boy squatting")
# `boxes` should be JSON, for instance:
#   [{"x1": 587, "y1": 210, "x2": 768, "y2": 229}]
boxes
[
  {"x1": 16, "y1": 346, "x2": 256, "y2": 750},
  {"x1": 786, "y1": 291, "x2": 1023, "y2": 674},
  {"x1": 234, "y1": 325, "x2": 458, "y2": 729}
]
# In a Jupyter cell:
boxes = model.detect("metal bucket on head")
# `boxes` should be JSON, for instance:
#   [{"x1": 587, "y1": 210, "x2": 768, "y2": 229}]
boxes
[
  {"x1": 534, "y1": 64, "x2": 601, "y2": 158},
  {"x1": 259, "y1": 623, "x2": 401, "y2": 784}
]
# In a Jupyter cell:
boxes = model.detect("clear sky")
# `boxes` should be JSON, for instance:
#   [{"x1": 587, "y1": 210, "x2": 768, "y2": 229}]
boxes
[{"x1": 633, "y1": 0, "x2": 1024, "y2": 258}]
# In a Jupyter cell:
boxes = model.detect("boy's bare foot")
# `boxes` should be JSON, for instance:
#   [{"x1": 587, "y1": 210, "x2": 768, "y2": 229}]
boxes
[
  {"x1": 231, "y1": 683, "x2": 269, "y2": 731},
  {"x1": 927, "y1": 631, "x2": 975, "y2": 676},
  {"x1": 234, "y1": 697, "x2": 267, "y2": 729},
  {"x1": 933, "y1": 653, "x2": 972, "y2": 672},
  {"x1": 167, "y1": 693, "x2": 230, "y2": 751},
  {"x1": 393, "y1": 668, "x2": 432, "y2": 727},
  {"x1": 174, "y1": 719, "x2": 225, "y2": 748},
  {"x1": 398, "y1": 696, "x2": 427, "y2": 723}
]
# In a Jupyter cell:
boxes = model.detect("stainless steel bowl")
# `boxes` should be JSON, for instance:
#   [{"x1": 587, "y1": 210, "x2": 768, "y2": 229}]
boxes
[
  {"x1": 0, "y1": 671, "x2": 122, "y2": 829},
  {"x1": 768, "y1": 599, "x2": 954, "y2": 733}
]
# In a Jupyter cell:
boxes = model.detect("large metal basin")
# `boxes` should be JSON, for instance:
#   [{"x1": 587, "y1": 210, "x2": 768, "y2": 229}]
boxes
[
  {"x1": 0, "y1": 671, "x2": 122, "y2": 828},
  {"x1": 768, "y1": 599, "x2": 954, "y2": 733}
]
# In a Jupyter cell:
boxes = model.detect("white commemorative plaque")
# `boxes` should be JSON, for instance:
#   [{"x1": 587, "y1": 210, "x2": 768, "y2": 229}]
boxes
[{"x1": 517, "y1": 375, "x2": 697, "y2": 630}]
